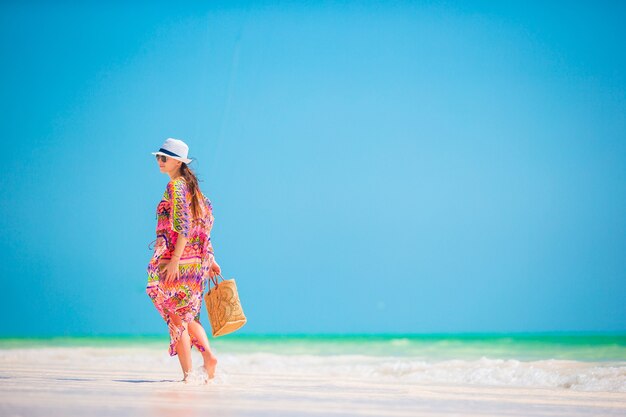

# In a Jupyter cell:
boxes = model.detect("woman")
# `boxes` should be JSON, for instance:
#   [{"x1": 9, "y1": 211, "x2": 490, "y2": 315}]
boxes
[{"x1": 146, "y1": 138, "x2": 220, "y2": 382}]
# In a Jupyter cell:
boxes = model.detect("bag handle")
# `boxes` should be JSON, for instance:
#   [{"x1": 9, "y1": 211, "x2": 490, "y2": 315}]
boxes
[{"x1": 207, "y1": 273, "x2": 225, "y2": 290}]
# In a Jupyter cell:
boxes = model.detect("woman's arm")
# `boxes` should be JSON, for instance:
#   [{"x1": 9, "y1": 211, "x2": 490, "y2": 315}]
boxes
[
  {"x1": 163, "y1": 178, "x2": 192, "y2": 282},
  {"x1": 206, "y1": 238, "x2": 222, "y2": 277},
  {"x1": 164, "y1": 235, "x2": 188, "y2": 282},
  {"x1": 171, "y1": 235, "x2": 188, "y2": 261}
]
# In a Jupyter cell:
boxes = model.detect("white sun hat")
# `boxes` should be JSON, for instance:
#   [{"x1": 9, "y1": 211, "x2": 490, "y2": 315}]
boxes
[{"x1": 151, "y1": 138, "x2": 192, "y2": 164}]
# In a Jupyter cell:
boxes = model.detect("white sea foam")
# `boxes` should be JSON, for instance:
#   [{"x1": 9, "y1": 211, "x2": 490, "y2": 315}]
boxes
[{"x1": 215, "y1": 352, "x2": 626, "y2": 392}]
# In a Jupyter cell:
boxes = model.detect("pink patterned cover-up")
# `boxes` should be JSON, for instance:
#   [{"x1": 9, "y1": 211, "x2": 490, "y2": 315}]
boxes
[{"x1": 146, "y1": 177, "x2": 215, "y2": 356}]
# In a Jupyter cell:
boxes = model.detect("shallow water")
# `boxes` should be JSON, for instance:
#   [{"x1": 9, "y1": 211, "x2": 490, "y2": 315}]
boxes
[
  {"x1": 2, "y1": 333, "x2": 624, "y2": 360},
  {"x1": 1, "y1": 333, "x2": 624, "y2": 392}
]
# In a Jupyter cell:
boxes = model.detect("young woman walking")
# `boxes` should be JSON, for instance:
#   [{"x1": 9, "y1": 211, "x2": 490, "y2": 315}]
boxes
[{"x1": 146, "y1": 138, "x2": 221, "y2": 382}]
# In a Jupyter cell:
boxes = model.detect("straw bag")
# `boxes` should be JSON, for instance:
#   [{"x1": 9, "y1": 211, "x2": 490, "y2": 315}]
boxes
[{"x1": 204, "y1": 273, "x2": 247, "y2": 337}]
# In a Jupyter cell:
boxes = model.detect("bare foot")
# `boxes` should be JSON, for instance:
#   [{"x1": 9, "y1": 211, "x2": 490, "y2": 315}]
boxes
[{"x1": 203, "y1": 357, "x2": 218, "y2": 379}]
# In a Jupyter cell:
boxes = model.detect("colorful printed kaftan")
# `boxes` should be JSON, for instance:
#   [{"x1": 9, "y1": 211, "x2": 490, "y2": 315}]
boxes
[{"x1": 146, "y1": 177, "x2": 215, "y2": 356}]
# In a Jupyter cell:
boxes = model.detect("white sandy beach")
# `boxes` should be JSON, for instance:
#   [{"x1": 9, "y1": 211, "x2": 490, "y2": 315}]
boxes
[{"x1": 1, "y1": 346, "x2": 625, "y2": 417}]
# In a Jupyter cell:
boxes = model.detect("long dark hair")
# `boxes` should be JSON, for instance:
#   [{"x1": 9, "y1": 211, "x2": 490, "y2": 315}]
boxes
[{"x1": 180, "y1": 163, "x2": 203, "y2": 220}]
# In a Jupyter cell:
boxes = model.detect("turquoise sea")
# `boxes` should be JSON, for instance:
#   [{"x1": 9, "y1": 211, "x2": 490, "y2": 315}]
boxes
[{"x1": 2, "y1": 333, "x2": 625, "y2": 362}]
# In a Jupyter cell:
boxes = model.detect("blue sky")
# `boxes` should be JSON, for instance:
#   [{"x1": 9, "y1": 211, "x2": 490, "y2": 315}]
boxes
[{"x1": 1, "y1": 1, "x2": 624, "y2": 336}]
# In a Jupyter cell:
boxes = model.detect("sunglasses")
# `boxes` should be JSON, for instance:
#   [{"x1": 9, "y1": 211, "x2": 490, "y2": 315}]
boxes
[{"x1": 155, "y1": 154, "x2": 168, "y2": 163}]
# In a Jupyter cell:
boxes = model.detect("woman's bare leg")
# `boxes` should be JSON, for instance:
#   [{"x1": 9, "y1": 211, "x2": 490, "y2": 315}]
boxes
[
  {"x1": 167, "y1": 311, "x2": 192, "y2": 381},
  {"x1": 188, "y1": 320, "x2": 218, "y2": 378},
  {"x1": 176, "y1": 324, "x2": 192, "y2": 380}
]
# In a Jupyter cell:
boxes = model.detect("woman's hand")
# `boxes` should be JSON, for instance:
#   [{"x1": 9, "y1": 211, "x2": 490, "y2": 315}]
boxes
[
  {"x1": 209, "y1": 260, "x2": 221, "y2": 278},
  {"x1": 163, "y1": 259, "x2": 180, "y2": 283}
]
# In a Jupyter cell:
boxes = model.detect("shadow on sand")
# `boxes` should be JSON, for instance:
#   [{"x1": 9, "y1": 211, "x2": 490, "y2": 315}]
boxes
[{"x1": 113, "y1": 379, "x2": 178, "y2": 383}]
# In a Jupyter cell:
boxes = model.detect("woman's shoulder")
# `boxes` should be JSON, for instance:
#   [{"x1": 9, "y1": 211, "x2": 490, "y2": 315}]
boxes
[
  {"x1": 169, "y1": 176, "x2": 186, "y2": 184},
  {"x1": 166, "y1": 176, "x2": 188, "y2": 190}
]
